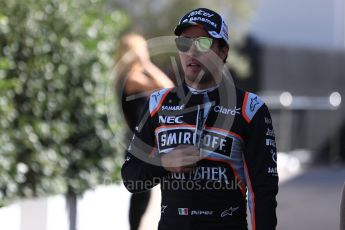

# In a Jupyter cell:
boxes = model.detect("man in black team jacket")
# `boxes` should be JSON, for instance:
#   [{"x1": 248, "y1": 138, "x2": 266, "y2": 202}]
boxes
[{"x1": 121, "y1": 8, "x2": 278, "y2": 230}]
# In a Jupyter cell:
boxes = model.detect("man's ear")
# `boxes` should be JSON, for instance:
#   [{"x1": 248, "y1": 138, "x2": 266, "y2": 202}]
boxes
[{"x1": 219, "y1": 45, "x2": 229, "y2": 62}]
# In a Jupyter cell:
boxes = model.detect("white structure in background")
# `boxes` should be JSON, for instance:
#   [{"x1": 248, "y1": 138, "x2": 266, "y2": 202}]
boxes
[
  {"x1": 249, "y1": 0, "x2": 345, "y2": 50},
  {"x1": 0, "y1": 185, "x2": 132, "y2": 230}
]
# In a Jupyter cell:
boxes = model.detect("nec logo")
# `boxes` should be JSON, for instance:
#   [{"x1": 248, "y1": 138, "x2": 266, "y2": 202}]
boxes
[{"x1": 159, "y1": 116, "x2": 183, "y2": 124}]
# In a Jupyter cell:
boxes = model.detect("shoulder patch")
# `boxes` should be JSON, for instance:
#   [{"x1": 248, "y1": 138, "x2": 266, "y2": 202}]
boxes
[
  {"x1": 242, "y1": 92, "x2": 264, "y2": 123},
  {"x1": 149, "y1": 88, "x2": 171, "y2": 117}
]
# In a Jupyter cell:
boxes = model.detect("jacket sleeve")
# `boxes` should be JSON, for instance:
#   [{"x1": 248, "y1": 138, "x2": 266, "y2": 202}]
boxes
[
  {"x1": 243, "y1": 104, "x2": 279, "y2": 230},
  {"x1": 121, "y1": 100, "x2": 168, "y2": 193}
]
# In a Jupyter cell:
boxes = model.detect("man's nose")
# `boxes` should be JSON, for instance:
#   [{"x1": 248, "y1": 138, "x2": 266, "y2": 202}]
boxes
[{"x1": 186, "y1": 41, "x2": 200, "y2": 56}]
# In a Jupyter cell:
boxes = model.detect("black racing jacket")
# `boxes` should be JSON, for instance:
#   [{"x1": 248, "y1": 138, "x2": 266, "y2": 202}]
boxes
[{"x1": 121, "y1": 80, "x2": 278, "y2": 230}]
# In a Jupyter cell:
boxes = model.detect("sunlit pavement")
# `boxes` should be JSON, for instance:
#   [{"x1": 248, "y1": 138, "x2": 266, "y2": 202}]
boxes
[{"x1": 277, "y1": 166, "x2": 345, "y2": 230}]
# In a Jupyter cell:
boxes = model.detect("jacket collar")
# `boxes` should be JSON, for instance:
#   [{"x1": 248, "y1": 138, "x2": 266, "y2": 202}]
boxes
[
  {"x1": 179, "y1": 82, "x2": 221, "y2": 102},
  {"x1": 176, "y1": 77, "x2": 237, "y2": 108}
]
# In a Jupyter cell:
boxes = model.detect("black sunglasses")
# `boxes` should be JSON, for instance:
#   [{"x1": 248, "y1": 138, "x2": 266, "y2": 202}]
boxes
[{"x1": 175, "y1": 36, "x2": 213, "y2": 53}]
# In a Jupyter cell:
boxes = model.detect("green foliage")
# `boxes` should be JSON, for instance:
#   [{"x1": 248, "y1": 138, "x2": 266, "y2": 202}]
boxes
[
  {"x1": 111, "y1": 0, "x2": 200, "y2": 37},
  {"x1": 0, "y1": 0, "x2": 129, "y2": 205}
]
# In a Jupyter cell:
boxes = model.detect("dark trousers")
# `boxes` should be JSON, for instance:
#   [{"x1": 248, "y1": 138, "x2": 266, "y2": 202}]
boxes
[{"x1": 129, "y1": 190, "x2": 151, "y2": 230}]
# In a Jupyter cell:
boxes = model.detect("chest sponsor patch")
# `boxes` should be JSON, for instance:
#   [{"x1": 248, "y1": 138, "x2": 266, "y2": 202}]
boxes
[
  {"x1": 201, "y1": 130, "x2": 233, "y2": 155},
  {"x1": 158, "y1": 115, "x2": 183, "y2": 124},
  {"x1": 162, "y1": 105, "x2": 185, "y2": 111},
  {"x1": 157, "y1": 128, "x2": 194, "y2": 150},
  {"x1": 156, "y1": 126, "x2": 233, "y2": 156}
]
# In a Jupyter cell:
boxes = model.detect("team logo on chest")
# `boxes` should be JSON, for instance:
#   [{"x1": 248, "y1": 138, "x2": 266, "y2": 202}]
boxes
[
  {"x1": 156, "y1": 127, "x2": 234, "y2": 156},
  {"x1": 214, "y1": 105, "x2": 240, "y2": 116},
  {"x1": 159, "y1": 115, "x2": 183, "y2": 124}
]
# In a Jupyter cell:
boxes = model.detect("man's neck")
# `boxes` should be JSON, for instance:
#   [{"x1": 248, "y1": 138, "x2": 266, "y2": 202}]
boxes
[
  {"x1": 186, "y1": 84, "x2": 219, "y2": 94},
  {"x1": 185, "y1": 75, "x2": 223, "y2": 90}
]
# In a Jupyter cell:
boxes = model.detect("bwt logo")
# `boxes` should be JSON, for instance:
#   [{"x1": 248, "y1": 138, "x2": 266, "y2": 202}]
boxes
[
  {"x1": 159, "y1": 116, "x2": 183, "y2": 124},
  {"x1": 188, "y1": 10, "x2": 214, "y2": 18}
]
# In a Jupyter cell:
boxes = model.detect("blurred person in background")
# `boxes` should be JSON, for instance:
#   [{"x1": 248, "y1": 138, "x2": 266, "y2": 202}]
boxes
[
  {"x1": 114, "y1": 33, "x2": 174, "y2": 230},
  {"x1": 122, "y1": 8, "x2": 278, "y2": 230}
]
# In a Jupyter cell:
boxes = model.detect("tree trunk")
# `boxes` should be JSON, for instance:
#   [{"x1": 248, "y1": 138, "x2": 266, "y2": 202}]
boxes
[{"x1": 66, "y1": 192, "x2": 78, "y2": 230}]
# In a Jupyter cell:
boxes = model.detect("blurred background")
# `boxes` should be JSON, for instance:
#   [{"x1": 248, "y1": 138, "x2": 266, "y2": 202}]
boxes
[{"x1": 0, "y1": 0, "x2": 344, "y2": 230}]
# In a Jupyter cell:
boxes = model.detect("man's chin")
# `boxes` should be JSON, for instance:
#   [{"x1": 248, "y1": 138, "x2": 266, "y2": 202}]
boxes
[
  {"x1": 184, "y1": 68, "x2": 205, "y2": 80},
  {"x1": 185, "y1": 74, "x2": 215, "y2": 86},
  {"x1": 185, "y1": 74, "x2": 201, "y2": 84}
]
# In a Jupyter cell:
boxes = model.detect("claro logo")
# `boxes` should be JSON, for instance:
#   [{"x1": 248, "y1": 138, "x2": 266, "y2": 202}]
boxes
[
  {"x1": 214, "y1": 106, "x2": 240, "y2": 116},
  {"x1": 159, "y1": 115, "x2": 183, "y2": 124}
]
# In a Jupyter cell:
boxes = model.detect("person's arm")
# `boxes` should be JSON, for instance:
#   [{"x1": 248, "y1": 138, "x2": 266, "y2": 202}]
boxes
[
  {"x1": 121, "y1": 100, "x2": 168, "y2": 193},
  {"x1": 125, "y1": 62, "x2": 174, "y2": 95},
  {"x1": 243, "y1": 103, "x2": 279, "y2": 230},
  {"x1": 142, "y1": 61, "x2": 174, "y2": 88}
]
